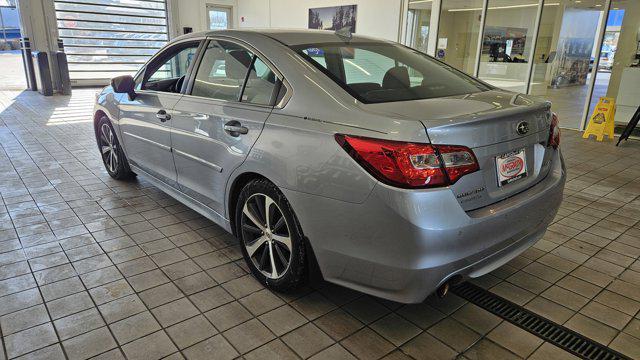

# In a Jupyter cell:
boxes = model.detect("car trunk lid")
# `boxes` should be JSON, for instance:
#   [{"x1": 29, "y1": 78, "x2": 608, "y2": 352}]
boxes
[{"x1": 363, "y1": 90, "x2": 555, "y2": 211}]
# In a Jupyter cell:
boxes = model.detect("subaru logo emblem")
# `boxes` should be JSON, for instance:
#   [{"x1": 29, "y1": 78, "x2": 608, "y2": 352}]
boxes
[{"x1": 516, "y1": 121, "x2": 529, "y2": 135}]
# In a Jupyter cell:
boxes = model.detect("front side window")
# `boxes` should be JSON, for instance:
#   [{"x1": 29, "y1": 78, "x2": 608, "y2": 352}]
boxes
[
  {"x1": 295, "y1": 42, "x2": 489, "y2": 103},
  {"x1": 143, "y1": 42, "x2": 199, "y2": 92}
]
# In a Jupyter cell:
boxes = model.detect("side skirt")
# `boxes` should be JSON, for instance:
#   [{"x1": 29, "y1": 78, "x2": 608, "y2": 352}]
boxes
[{"x1": 130, "y1": 164, "x2": 233, "y2": 233}]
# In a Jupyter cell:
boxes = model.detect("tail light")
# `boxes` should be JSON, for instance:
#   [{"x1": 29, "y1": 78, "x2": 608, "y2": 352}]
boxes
[
  {"x1": 335, "y1": 134, "x2": 479, "y2": 189},
  {"x1": 549, "y1": 112, "x2": 560, "y2": 148}
]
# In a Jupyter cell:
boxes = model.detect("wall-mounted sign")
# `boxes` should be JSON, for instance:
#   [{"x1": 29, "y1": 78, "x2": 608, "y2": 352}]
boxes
[
  {"x1": 437, "y1": 38, "x2": 448, "y2": 50},
  {"x1": 482, "y1": 26, "x2": 528, "y2": 62},
  {"x1": 308, "y1": 5, "x2": 357, "y2": 32}
]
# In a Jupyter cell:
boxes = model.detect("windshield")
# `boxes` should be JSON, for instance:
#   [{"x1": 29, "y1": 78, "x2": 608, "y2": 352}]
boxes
[{"x1": 292, "y1": 42, "x2": 490, "y2": 104}]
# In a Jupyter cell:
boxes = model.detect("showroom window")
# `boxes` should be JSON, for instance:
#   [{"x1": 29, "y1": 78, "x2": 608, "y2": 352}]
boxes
[
  {"x1": 477, "y1": 0, "x2": 539, "y2": 94},
  {"x1": 436, "y1": 0, "x2": 484, "y2": 75},
  {"x1": 54, "y1": 0, "x2": 169, "y2": 84},
  {"x1": 401, "y1": 0, "x2": 625, "y2": 131}
]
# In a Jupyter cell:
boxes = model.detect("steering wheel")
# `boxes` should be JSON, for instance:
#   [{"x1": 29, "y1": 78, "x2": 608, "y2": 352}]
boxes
[{"x1": 172, "y1": 75, "x2": 186, "y2": 93}]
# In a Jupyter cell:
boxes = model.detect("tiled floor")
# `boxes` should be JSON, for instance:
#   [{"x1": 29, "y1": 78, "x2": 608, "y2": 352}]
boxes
[{"x1": 1, "y1": 88, "x2": 640, "y2": 360}]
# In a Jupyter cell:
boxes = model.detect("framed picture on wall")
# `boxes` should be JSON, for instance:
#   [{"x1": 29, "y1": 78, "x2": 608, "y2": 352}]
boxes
[{"x1": 308, "y1": 5, "x2": 357, "y2": 32}]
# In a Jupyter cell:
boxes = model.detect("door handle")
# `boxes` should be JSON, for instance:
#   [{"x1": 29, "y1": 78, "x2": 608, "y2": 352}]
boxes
[
  {"x1": 156, "y1": 109, "x2": 171, "y2": 122},
  {"x1": 224, "y1": 121, "x2": 249, "y2": 136}
]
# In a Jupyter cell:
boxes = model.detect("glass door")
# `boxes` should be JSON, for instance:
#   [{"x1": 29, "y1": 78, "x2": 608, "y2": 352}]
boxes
[
  {"x1": 528, "y1": 0, "x2": 607, "y2": 129},
  {"x1": 585, "y1": 0, "x2": 640, "y2": 133},
  {"x1": 404, "y1": 0, "x2": 434, "y2": 54},
  {"x1": 208, "y1": 6, "x2": 231, "y2": 30}
]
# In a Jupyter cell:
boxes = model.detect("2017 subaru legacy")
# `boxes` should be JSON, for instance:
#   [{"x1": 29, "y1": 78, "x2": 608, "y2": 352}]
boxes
[{"x1": 93, "y1": 29, "x2": 565, "y2": 303}]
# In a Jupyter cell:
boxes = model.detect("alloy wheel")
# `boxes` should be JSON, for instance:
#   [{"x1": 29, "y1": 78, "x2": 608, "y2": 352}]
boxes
[
  {"x1": 99, "y1": 123, "x2": 118, "y2": 173},
  {"x1": 241, "y1": 193, "x2": 292, "y2": 279}
]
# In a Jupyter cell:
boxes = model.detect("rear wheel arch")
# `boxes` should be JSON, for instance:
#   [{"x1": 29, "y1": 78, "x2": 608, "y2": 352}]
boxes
[
  {"x1": 228, "y1": 172, "x2": 323, "y2": 283},
  {"x1": 228, "y1": 172, "x2": 268, "y2": 237}
]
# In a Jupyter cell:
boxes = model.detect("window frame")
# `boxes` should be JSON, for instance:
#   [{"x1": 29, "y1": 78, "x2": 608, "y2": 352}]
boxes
[{"x1": 183, "y1": 36, "x2": 291, "y2": 109}]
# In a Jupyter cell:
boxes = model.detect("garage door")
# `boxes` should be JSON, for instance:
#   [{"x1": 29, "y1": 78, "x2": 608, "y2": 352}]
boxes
[{"x1": 54, "y1": 0, "x2": 169, "y2": 85}]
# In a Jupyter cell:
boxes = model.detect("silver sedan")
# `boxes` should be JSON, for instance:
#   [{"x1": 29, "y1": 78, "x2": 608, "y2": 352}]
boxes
[{"x1": 93, "y1": 29, "x2": 565, "y2": 303}]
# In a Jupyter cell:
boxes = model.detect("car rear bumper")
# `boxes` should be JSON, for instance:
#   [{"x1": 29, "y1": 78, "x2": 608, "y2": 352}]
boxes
[{"x1": 283, "y1": 148, "x2": 565, "y2": 303}]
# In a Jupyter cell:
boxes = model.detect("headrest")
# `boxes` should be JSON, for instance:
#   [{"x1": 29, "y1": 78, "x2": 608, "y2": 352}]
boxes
[
  {"x1": 382, "y1": 66, "x2": 410, "y2": 90},
  {"x1": 225, "y1": 50, "x2": 253, "y2": 79}
]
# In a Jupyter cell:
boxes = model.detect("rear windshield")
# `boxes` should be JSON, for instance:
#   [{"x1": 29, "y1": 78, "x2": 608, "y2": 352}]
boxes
[{"x1": 292, "y1": 42, "x2": 489, "y2": 104}]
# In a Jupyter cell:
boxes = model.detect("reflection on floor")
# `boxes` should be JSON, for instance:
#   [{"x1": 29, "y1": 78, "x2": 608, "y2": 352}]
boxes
[{"x1": 1, "y1": 89, "x2": 640, "y2": 360}]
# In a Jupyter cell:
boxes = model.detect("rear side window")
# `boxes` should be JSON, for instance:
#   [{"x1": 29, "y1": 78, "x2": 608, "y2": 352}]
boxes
[
  {"x1": 296, "y1": 43, "x2": 488, "y2": 103},
  {"x1": 191, "y1": 40, "x2": 279, "y2": 105},
  {"x1": 242, "y1": 57, "x2": 278, "y2": 105},
  {"x1": 191, "y1": 40, "x2": 253, "y2": 101}
]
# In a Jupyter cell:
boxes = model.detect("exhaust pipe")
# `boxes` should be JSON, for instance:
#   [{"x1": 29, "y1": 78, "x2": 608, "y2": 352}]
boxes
[
  {"x1": 436, "y1": 275, "x2": 464, "y2": 299},
  {"x1": 436, "y1": 282, "x2": 449, "y2": 298}
]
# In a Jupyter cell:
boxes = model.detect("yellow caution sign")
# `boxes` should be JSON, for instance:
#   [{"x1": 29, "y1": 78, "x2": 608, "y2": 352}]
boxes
[{"x1": 583, "y1": 97, "x2": 616, "y2": 141}]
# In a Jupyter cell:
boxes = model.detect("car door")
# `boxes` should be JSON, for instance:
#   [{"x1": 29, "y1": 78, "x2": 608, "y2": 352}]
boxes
[
  {"x1": 117, "y1": 40, "x2": 202, "y2": 186},
  {"x1": 170, "y1": 39, "x2": 283, "y2": 215}
]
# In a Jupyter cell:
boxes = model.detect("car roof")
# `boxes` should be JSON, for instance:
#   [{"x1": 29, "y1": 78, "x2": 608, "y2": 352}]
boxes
[{"x1": 174, "y1": 28, "x2": 385, "y2": 46}]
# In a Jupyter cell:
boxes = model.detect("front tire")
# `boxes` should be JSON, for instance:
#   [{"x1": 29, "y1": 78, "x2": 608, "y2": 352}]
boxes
[
  {"x1": 236, "y1": 179, "x2": 306, "y2": 292},
  {"x1": 96, "y1": 116, "x2": 134, "y2": 180}
]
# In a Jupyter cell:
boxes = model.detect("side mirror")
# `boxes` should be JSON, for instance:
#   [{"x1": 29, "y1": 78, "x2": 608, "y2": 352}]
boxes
[{"x1": 111, "y1": 75, "x2": 136, "y2": 100}]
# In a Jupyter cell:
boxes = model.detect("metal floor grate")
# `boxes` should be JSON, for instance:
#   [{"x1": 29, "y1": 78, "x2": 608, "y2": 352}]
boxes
[{"x1": 451, "y1": 282, "x2": 630, "y2": 360}]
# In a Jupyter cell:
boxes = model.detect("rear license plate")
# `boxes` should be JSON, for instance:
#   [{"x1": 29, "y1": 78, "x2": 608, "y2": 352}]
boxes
[{"x1": 496, "y1": 149, "x2": 527, "y2": 186}]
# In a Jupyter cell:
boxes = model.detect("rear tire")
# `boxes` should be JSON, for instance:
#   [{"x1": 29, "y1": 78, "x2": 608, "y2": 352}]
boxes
[
  {"x1": 96, "y1": 116, "x2": 135, "y2": 180},
  {"x1": 235, "y1": 178, "x2": 306, "y2": 292}
]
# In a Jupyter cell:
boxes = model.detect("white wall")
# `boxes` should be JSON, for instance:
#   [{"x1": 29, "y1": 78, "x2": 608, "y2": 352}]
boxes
[
  {"x1": 173, "y1": 0, "x2": 403, "y2": 42},
  {"x1": 236, "y1": 0, "x2": 270, "y2": 28},
  {"x1": 260, "y1": 0, "x2": 402, "y2": 41}
]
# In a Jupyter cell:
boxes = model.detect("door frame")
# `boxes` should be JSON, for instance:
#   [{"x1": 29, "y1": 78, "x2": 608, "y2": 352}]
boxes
[
  {"x1": 578, "y1": 0, "x2": 612, "y2": 130},
  {"x1": 206, "y1": 4, "x2": 234, "y2": 30},
  {"x1": 169, "y1": 35, "x2": 282, "y2": 216},
  {"x1": 119, "y1": 37, "x2": 205, "y2": 179}
]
